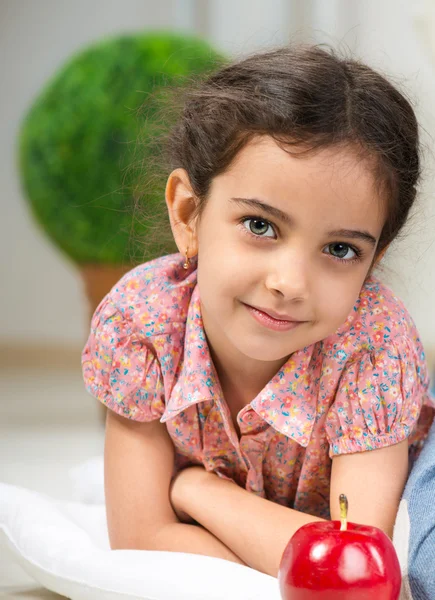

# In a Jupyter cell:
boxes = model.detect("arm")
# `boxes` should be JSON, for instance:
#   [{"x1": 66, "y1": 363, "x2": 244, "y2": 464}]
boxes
[
  {"x1": 330, "y1": 438, "x2": 409, "y2": 538},
  {"x1": 170, "y1": 440, "x2": 409, "y2": 577},
  {"x1": 104, "y1": 409, "x2": 246, "y2": 565},
  {"x1": 170, "y1": 467, "x2": 324, "y2": 577}
]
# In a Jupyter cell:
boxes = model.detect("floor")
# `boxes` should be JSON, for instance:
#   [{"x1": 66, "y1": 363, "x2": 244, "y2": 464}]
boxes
[{"x1": 0, "y1": 359, "x2": 105, "y2": 598}]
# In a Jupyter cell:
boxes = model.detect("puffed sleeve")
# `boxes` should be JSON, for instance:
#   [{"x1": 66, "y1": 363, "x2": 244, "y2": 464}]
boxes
[
  {"x1": 325, "y1": 335, "x2": 431, "y2": 458},
  {"x1": 81, "y1": 295, "x2": 165, "y2": 421}
]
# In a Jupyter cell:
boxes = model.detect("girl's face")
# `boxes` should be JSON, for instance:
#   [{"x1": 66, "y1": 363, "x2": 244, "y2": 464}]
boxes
[{"x1": 193, "y1": 136, "x2": 386, "y2": 380}]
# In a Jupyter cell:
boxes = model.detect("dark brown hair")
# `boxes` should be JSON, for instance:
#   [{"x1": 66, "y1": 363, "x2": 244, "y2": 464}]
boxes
[{"x1": 130, "y1": 43, "x2": 420, "y2": 265}]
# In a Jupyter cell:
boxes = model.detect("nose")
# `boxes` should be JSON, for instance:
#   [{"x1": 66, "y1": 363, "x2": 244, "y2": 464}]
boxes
[{"x1": 264, "y1": 249, "x2": 309, "y2": 302}]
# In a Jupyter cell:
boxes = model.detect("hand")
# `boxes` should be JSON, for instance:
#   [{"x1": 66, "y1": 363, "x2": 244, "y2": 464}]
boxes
[{"x1": 169, "y1": 465, "x2": 210, "y2": 524}]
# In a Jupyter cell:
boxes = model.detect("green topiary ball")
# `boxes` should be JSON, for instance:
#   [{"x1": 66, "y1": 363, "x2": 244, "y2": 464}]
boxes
[{"x1": 18, "y1": 31, "x2": 227, "y2": 265}]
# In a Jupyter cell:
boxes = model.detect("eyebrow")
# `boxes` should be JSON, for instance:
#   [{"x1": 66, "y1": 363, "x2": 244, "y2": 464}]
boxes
[{"x1": 229, "y1": 196, "x2": 378, "y2": 247}]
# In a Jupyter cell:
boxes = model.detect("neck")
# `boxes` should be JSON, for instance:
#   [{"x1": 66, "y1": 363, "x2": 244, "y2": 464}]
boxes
[{"x1": 208, "y1": 342, "x2": 288, "y2": 405}]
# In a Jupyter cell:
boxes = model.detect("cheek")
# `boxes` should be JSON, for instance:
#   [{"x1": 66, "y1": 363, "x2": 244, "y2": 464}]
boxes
[
  {"x1": 199, "y1": 229, "x2": 252, "y2": 282},
  {"x1": 315, "y1": 275, "x2": 363, "y2": 325}
]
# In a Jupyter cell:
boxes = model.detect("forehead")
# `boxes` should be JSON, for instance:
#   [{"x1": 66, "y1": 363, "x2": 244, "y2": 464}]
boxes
[{"x1": 215, "y1": 135, "x2": 385, "y2": 232}]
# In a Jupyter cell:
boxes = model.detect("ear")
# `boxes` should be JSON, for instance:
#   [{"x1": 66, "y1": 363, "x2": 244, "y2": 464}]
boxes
[{"x1": 165, "y1": 168, "x2": 199, "y2": 259}]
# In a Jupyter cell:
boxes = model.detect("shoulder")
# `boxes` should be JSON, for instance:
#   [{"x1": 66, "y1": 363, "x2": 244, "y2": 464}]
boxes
[
  {"x1": 323, "y1": 274, "x2": 426, "y2": 361},
  {"x1": 319, "y1": 277, "x2": 431, "y2": 456},
  {"x1": 82, "y1": 253, "x2": 197, "y2": 419},
  {"x1": 96, "y1": 252, "x2": 197, "y2": 339},
  {"x1": 357, "y1": 274, "x2": 420, "y2": 339}
]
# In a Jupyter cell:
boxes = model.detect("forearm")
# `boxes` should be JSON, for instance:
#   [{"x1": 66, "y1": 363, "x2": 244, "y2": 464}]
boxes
[
  {"x1": 177, "y1": 471, "x2": 324, "y2": 577},
  {"x1": 149, "y1": 521, "x2": 247, "y2": 566}
]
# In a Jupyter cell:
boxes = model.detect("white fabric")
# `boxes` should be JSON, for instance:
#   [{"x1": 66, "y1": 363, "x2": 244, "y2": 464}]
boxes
[{"x1": 0, "y1": 478, "x2": 280, "y2": 600}]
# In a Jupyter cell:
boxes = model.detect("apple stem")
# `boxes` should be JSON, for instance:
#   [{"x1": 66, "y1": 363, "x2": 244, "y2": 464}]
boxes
[{"x1": 339, "y1": 494, "x2": 348, "y2": 531}]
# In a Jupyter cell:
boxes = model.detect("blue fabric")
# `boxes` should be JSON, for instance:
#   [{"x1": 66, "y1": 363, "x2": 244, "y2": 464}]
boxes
[{"x1": 405, "y1": 418, "x2": 435, "y2": 599}]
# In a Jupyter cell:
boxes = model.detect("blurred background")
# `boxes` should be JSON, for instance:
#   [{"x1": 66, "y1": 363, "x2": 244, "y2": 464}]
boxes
[{"x1": 1, "y1": 0, "x2": 435, "y2": 595}]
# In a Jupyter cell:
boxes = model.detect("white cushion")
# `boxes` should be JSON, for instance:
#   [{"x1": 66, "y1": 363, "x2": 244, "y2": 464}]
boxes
[
  {"x1": 69, "y1": 455, "x2": 105, "y2": 504},
  {"x1": 0, "y1": 480, "x2": 280, "y2": 600},
  {"x1": 0, "y1": 454, "x2": 413, "y2": 600}
]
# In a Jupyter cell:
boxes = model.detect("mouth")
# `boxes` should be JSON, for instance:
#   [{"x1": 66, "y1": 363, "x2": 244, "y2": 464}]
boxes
[{"x1": 242, "y1": 303, "x2": 307, "y2": 332}]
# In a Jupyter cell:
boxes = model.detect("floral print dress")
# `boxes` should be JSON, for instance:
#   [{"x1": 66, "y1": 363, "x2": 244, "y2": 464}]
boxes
[{"x1": 82, "y1": 253, "x2": 434, "y2": 518}]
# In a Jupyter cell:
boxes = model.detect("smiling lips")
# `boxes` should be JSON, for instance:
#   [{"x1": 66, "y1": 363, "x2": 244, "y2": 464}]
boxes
[
  {"x1": 252, "y1": 305, "x2": 304, "y2": 322},
  {"x1": 243, "y1": 303, "x2": 306, "y2": 332}
]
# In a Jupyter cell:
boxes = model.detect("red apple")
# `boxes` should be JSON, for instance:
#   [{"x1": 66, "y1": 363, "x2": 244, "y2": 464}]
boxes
[{"x1": 278, "y1": 495, "x2": 401, "y2": 600}]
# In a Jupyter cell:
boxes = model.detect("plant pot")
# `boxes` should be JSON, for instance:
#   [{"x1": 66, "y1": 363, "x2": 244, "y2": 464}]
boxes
[{"x1": 80, "y1": 263, "x2": 133, "y2": 321}]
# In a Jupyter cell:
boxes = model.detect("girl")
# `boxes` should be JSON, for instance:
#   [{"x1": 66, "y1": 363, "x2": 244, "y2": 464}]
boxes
[{"x1": 82, "y1": 44, "x2": 434, "y2": 578}]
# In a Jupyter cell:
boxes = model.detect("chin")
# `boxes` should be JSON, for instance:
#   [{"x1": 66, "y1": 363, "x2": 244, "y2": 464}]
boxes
[{"x1": 232, "y1": 336, "x2": 297, "y2": 363}]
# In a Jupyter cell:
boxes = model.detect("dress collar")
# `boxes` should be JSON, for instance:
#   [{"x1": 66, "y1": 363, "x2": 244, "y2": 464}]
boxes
[{"x1": 160, "y1": 285, "x2": 221, "y2": 421}]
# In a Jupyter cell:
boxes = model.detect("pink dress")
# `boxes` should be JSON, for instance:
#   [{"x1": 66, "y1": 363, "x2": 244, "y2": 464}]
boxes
[{"x1": 82, "y1": 253, "x2": 434, "y2": 518}]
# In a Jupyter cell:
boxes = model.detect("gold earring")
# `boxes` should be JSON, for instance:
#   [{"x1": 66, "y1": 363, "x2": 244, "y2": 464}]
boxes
[{"x1": 183, "y1": 247, "x2": 190, "y2": 270}]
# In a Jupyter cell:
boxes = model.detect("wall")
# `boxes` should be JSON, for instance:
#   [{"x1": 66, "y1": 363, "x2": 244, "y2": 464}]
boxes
[
  {"x1": 1, "y1": 0, "x2": 434, "y2": 358},
  {"x1": 0, "y1": 0, "x2": 186, "y2": 347}
]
